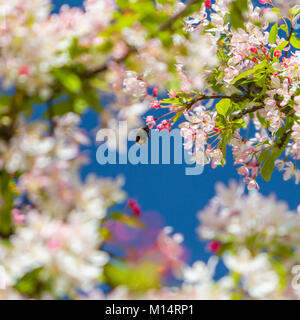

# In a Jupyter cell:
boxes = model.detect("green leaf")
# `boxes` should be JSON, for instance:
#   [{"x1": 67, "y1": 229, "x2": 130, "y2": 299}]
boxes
[
  {"x1": 172, "y1": 110, "x2": 183, "y2": 123},
  {"x1": 15, "y1": 267, "x2": 53, "y2": 298},
  {"x1": 219, "y1": 138, "x2": 227, "y2": 166},
  {"x1": 269, "y1": 23, "x2": 278, "y2": 44},
  {"x1": 74, "y1": 97, "x2": 88, "y2": 114},
  {"x1": 261, "y1": 157, "x2": 275, "y2": 182},
  {"x1": 290, "y1": 35, "x2": 300, "y2": 49},
  {"x1": 259, "y1": 147, "x2": 282, "y2": 181},
  {"x1": 276, "y1": 117, "x2": 294, "y2": 138},
  {"x1": 232, "y1": 118, "x2": 246, "y2": 129},
  {"x1": 278, "y1": 24, "x2": 288, "y2": 33},
  {"x1": 48, "y1": 100, "x2": 73, "y2": 116},
  {"x1": 258, "y1": 149, "x2": 270, "y2": 164},
  {"x1": 230, "y1": 69, "x2": 256, "y2": 85},
  {"x1": 0, "y1": 170, "x2": 14, "y2": 237},
  {"x1": 110, "y1": 212, "x2": 145, "y2": 229},
  {"x1": 229, "y1": 0, "x2": 249, "y2": 30},
  {"x1": 216, "y1": 99, "x2": 232, "y2": 117},
  {"x1": 271, "y1": 259, "x2": 287, "y2": 291},
  {"x1": 160, "y1": 97, "x2": 179, "y2": 104},
  {"x1": 273, "y1": 40, "x2": 289, "y2": 55},
  {"x1": 104, "y1": 262, "x2": 160, "y2": 292},
  {"x1": 54, "y1": 70, "x2": 82, "y2": 93}
]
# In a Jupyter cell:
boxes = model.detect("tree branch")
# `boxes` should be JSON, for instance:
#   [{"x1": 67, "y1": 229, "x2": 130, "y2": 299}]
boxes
[
  {"x1": 232, "y1": 104, "x2": 265, "y2": 120},
  {"x1": 81, "y1": 47, "x2": 136, "y2": 78},
  {"x1": 186, "y1": 94, "x2": 246, "y2": 110},
  {"x1": 284, "y1": 23, "x2": 294, "y2": 58},
  {"x1": 277, "y1": 129, "x2": 292, "y2": 149},
  {"x1": 82, "y1": 0, "x2": 201, "y2": 79},
  {"x1": 159, "y1": 0, "x2": 199, "y2": 31}
]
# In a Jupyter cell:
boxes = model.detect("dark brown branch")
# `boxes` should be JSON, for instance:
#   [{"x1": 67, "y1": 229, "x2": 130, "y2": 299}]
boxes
[
  {"x1": 0, "y1": 89, "x2": 25, "y2": 142},
  {"x1": 232, "y1": 104, "x2": 264, "y2": 120},
  {"x1": 81, "y1": 47, "x2": 136, "y2": 78},
  {"x1": 82, "y1": 0, "x2": 201, "y2": 78},
  {"x1": 284, "y1": 24, "x2": 294, "y2": 58},
  {"x1": 277, "y1": 129, "x2": 292, "y2": 149},
  {"x1": 159, "y1": 0, "x2": 199, "y2": 31},
  {"x1": 186, "y1": 94, "x2": 246, "y2": 110}
]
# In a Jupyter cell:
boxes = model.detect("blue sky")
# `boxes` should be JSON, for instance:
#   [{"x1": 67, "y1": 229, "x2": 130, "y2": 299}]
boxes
[{"x1": 51, "y1": 0, "x2": 300, "y2": 276}]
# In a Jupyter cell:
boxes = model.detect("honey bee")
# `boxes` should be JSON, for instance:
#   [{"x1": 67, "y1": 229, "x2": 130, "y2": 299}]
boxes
[{"x1": 135, "y1": 126, "x2": 150, "y2": 145}]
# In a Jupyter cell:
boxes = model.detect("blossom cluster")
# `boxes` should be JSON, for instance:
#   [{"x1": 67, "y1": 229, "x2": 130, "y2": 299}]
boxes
[
  {"x1": 0, "y1": 113, "x2": 126, "y2": 299},
  {"x1": 101, "y1": 181, "x2": 300, "y2": 300},
  {"x1": 143, "y1": 0, "x2": 300, "y2": 190},
  {"x1": 0, "y1": 0, "x2": 115, "y2": 97}
]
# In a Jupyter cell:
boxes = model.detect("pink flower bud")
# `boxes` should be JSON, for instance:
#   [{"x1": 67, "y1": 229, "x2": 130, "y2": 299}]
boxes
[
  {"x1": 19, "y1": 65, "x2": 30, "y2": 76},
  {"x1": 274, "y1": 50, "x2": 282, "y2": 58},
  {"x1": 12, "y1": 208, "x2": 26, "y2": 225},
  {"x1": 247, "y1": 179, "x2": 259, "y2": 190},
  {"x1": 146, "y1": 115, "x2": 156, "y2": 129},
  {"x1": 205, "y1": 0, "x2": 211, "y2": 9},
  {"x1": 238, "y1": 166, "x2": 249, "y2": 176},
  {"x1": 150, "y1": 100, "x2": 161, "y2": 109},
  {"x1": 127, "y1": 199, "x2": 142, "y2": 217},
  {"x1": 152, "y1": 87, "x2": 159, "y2": 97},
  {"x1": 207, "y1": 241, "x2": 221, "y2": 253}
]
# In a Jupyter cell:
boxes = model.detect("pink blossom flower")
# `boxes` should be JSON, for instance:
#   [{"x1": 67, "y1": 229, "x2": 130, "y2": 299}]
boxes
[
  {"x1": 274, "y1": 50, "x2": 282, "y2": 58},
  {"x1": 223, "y1": 66, "x2": 239, "y2": 84},
  {"x1": 150, "y1": 100, "x2": 161, "y2": 109},
  {"x1": 238, "y1": 166, "x2": 249, "y2": 176},
  {"x1": 127, "y1": 199, "x2": 142, "y2": 217},
  {"x1": 12, "y1": 208, "x2": 25, "y2": 225},
  {"x1": 157, "y1": 120, "x2": 171, "y2": 132},
  {"x1": 156, "y1": 120, "x2": 171, "y2": 131},
  {"x1": 246, "y1": 179, "x2": 260, "y2": 191},
  {"x1": 207, "y1": 241, "x2": 221, "y2": 253},
  {"x1": 47, "y1": 239, "x2": 61, "y2": 251},
  {"x1": 146, "y1": 115, "x2": 156, "y2": 129},
  {"x1": 19, "y1": 65, "x2": 30, "y2": 76},
  {"x1": 205, "y1": 0, "x2": 211, "y2": 9},
  {"x1": 152, "y1": 87, "x2": 159, "y2": 97}
]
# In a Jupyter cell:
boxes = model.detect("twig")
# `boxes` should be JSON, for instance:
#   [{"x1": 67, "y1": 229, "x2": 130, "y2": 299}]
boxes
[
  {"x1": 277, "y1": 129, "x2": 292, "y2": 149},
  {"x1": 232, "y1": 104, "x2": 265, "y2": 120},
  {"x1": 284, "y1": 23, "x2": 294, "y2": 58},
  {"x1": 159, "y1": 0, "x2": 199, "y2": 31},
  {"x1": 186, "y1": 94, "x2": 246, "y2": 110},
  {"x1": 82, "y1": 0, "x2": 201, "y2": 79},
  {"x1": 81, "y1": 47, "x2": 136, "y2": 78}
]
